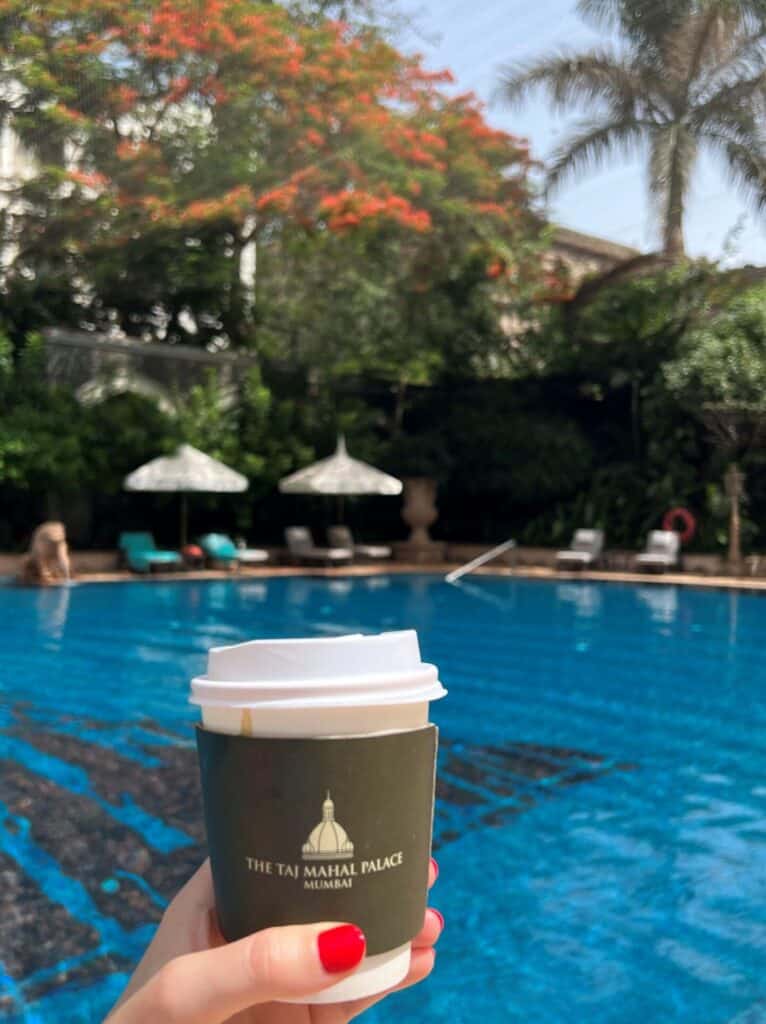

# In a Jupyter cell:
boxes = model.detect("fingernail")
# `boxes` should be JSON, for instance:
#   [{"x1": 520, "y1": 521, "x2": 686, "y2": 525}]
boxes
[
  {"x1": 318, "y1": 924, "x2": 366, "y2": 973},
  {"x1": 430, "y1": 857, "x2": 439, "y2": 881},
  {"x1": 429, "y1": 908, "x2": 445, "y2": 932}
]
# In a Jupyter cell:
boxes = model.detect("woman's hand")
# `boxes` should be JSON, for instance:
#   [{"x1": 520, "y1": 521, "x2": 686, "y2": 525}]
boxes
[{"x1": 106, "y1": 858, "x2": 442, "y2": 1024}]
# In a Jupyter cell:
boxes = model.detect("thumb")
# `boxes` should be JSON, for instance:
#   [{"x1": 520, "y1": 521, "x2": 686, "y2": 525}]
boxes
[{"x1": 114, "y1": 922, "x2": 366, "y2": 1024}]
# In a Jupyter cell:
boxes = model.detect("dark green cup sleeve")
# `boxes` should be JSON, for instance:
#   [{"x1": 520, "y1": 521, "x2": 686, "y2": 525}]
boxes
[{"x1": 196, "y1": 724, "x2": 438, "y2": 956}]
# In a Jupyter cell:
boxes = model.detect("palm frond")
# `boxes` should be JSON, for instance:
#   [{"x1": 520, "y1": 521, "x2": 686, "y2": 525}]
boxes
[
  {"x1": 576, "y1": 0, "x2": 622, "y2": 29},
  {"x1": 577, "y1": 0, "x2": 687, "y2": 45},
  {"x1": 498, "y1": 50, "x2": 639, "y2": 115},
  {"x1": 693, "y1": 34, "x2": 766, "y2": 107},
  {"x1": 546, "y1": 118, "x2": 646, "y2": 193},
  {"x1": 682, "y1": 6, "x2": 732, "y2": 83},
  {"x1": 698, "y1": 102, "x2": 763, "y2": 145},
  {"x1": 691, "y1": 65, "x2": 766, "y2": 125},
  {"x1": 712, "y1": 0, "x2": 766, "y2": 37},
  {"x1": 504, "y1": 0, "x2": 766, "y2": 250},
  {"x1": 708, "y1": 132, "x2": 766, "y2": 210},
  {"x1": 703, "y1": 110, "x2": 766, "y2": 209}
]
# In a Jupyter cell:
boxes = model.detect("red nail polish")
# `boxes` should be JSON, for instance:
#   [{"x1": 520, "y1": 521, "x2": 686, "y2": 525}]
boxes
[
  {"x1": 430, "y1": 857, "x2": 439, "y2": 881},
  {"x1": 430, "y1": 908, "x2": 445, "y2": 931},
  {"x1": 318, "y1": 924, "x2": 366, "y2": 973}
]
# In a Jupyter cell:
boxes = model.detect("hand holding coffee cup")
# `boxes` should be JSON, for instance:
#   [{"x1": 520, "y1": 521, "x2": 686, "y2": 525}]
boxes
[
  {"x1": 191, "y1": 631, "x2": 446, "y2": 1004},
  {"x1": 106, "y1": 857, "x2": 443, "y2": 1024}
]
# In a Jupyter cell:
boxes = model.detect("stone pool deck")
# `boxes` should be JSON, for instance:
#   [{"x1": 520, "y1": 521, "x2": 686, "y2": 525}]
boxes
[{"x1": 7, "y1": 559, "x2": 766, "y2": 592}]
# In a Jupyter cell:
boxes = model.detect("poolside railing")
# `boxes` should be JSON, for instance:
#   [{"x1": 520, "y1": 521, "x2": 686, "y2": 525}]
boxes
[{"x1": 445, "y1": 539, "x2": 516, "y2": 583}]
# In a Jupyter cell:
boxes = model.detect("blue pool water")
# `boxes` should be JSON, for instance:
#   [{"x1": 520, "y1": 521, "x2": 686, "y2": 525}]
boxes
[{"x1": 1, "y1": 574, "x2": 766, "y2": 1022}]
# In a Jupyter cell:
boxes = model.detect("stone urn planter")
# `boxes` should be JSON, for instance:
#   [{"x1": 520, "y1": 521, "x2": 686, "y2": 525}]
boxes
[{"x1": 401, "y1": 476, "x2": 438, "y2": 547}]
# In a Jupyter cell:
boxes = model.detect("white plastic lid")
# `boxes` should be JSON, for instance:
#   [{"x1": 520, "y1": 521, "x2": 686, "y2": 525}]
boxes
[{"x1": 190, "y1": 630, "x2": 446, "y2": 710}]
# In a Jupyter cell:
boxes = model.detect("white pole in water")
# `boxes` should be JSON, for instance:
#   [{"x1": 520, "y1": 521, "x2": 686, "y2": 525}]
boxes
[{"x1": 445, "y1": 539, "x2": 516, "y2": 584}]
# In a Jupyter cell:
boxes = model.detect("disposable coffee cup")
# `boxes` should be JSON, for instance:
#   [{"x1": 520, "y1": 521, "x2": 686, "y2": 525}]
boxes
[{"x1": 191, "y1": 630, "x2": 446, "y2": 1004}]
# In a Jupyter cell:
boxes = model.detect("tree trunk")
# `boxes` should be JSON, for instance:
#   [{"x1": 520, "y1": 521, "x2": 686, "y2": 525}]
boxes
[
  {"x1": 392, "y1": 377, "x2": 408, "y2": 436},
  {"x1": 630, "y1": 376, "x2": 641, "y2": 460},
  {"x1": 663, "y1": 147, "x2": 686, "y2": 258},
  {"x1": 724, "y1": 462, "x2": 744, "y2": 571}
]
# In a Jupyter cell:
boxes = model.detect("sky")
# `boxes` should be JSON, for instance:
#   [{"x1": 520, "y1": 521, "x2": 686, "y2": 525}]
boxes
[{"x1": 398, "y1": 0, "x2": 766, "y2": 267}]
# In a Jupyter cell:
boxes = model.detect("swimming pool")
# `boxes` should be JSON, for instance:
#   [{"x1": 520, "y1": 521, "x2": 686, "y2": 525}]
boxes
[{"x1": 1, "y1": 574, "x2": 766, "y2": 1022}]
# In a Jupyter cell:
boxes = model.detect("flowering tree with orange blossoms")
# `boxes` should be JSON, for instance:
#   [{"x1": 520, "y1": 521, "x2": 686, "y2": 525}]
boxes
[{"x1": 0, "y1": 0, "x2": 544, "y2": 374}]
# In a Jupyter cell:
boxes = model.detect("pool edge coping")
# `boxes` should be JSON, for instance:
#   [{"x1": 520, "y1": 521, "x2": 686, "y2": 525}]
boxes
[{"x1": 8, "y1": 563, "x2": 766, "y2": 594}]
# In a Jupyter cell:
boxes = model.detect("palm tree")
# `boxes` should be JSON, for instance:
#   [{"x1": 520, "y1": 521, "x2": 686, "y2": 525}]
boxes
[{"x1": 500, "y1": 0, "x2": 766, "y2": 257}]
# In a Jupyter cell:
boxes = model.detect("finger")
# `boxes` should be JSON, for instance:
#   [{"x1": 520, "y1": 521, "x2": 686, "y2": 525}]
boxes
[
  {"x1": 108, "y1": 862, "x2": 217, "y2": 1014},
  {"x1": 428, "y1": 857, "x2": 439, "y2": 889},
  {"x1": 113, "y1": 922, "x2": 366, "y2": 1024},
  {"x1": 412, "y1": 908, "x2": 444, "y2": 949},
  {"x1": 343, "y1": 947, "x2": 436, "y2": 1020},
  {"x1": 174, "y1": 862, "x2": 217, "y2": 941},
  {"x1": 178, "y1": 859, "x2": 215, "y2": 907},
  {"x1": 390, "y1": 947, "x2": 437, "y2": 993}
]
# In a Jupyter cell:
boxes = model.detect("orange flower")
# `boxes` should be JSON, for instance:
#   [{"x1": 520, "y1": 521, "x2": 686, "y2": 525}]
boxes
[
  {"x1": 328, "y1": 211, "x2": 361, "y2": 230},
  {"x1": 476, "y1": 202, "x2": 507, "y2": 218},
  {"x1": 166, "y1": 75, "x2": 191, "y2": 103},
  {"x1": 113, "y1": 85, "x2": 139, "y2": 112},
  {"x1": 256, "y1": 184, "x2": 298, "y2": 212},
  {"x1": 69, "y1": 170, "x2": 108, "y2": 190},
  {"x1": 304, "y1": 129, "x2": 325, "y2": 147},
  {"x1": 53, "y1": 104, "x2": 88, "y2": 124},
  {"x1": 319, "y1": 189, "x2": 431, "y2": 233}
]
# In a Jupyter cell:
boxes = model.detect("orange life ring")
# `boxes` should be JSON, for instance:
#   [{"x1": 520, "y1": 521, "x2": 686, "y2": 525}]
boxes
[{"x1": 662, "y1": 507, "x2": 696, "y2": 544}]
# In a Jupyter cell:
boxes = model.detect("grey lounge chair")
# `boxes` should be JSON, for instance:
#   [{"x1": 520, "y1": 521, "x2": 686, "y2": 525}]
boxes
[
  {"x1": 635, "y1": 530, "x2": 680, "y2": 572},
  {"x1": 284, "y1": 527, "x2": 353, "y2": 566},
  {"x1": 328, "y1": 525, "x2": 392, "y2": 561},
  {"x1": 556, "y1": 529, "x2": 604, "y2": 569}
]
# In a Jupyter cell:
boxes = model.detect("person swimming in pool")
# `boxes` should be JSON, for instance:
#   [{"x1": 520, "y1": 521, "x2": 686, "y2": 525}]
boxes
[{"x1": 105, "y1": 858, "x2": 442, "y2": 1024}]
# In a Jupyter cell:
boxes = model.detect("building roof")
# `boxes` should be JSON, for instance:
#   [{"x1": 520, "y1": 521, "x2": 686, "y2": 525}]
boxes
[{"x1": 550, "y1": 225, "x2": 642, "y2": 263}]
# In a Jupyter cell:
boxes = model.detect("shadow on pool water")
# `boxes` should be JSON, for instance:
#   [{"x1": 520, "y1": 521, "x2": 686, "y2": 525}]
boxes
[{"x1": 1, "y1": 702, "x2": 629, "y2": 1019}]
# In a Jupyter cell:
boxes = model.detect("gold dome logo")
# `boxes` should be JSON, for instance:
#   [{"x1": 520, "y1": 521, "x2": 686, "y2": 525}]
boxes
[{"x1": 301, "y1": 792, "x2": 354, "y2": 861}]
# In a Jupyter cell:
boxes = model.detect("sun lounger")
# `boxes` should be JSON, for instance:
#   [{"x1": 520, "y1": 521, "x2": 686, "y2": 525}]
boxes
[
  {"x1": 198, "y1": 533, "x2": 269, "y2": 569},
  {"x1": 327, "y1": 525, "x2": 392, "y2": 560},
  {"x1": 284, "y1": 527, "x2": 352, "y2": 566},
  {"x1": 635, "y1": 530, "x2": 680, "y2": 572},
  {"x1": 556, "y1": 529, "x2": 604, "y2": 569},
  {"x1": 118, "y1": 532, "x2": 181, "y2": 573}
]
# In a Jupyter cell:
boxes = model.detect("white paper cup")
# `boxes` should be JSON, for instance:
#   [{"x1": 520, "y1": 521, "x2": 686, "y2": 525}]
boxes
[{"x1": 190, "y1": 630, "x2": 446, "y2": 1004}]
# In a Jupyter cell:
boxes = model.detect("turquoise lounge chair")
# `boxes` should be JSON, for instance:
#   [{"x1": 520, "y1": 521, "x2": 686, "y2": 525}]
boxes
[
  {"x1": 118, "y1": 532, "x2": 181, "y2": 573},
  {"x1": 198, "y1": 533, "x2": 269, "y2": 569}
]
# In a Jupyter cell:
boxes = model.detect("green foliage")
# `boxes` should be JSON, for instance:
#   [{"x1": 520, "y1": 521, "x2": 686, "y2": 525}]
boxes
[
  {"x1": 384, "y1": 431, "x2": 454, "y2": 482},
  {"x1": 662, "y1": 285, "x2": 766, "y2": 560},
  {"x1": 663, "y1": 286, "x2": 766, "y2": 411},
  {"x1": 171, "y1": 373, "x2": 242, "y2": 469},
  {"x1": 447, "y1": 397, "x2": 593, "y2": 504},
  {"x1": 0, "y1": 334, "x2": 171, "y2": 500},
  {"x1": 505, "y1": 264, "x2": 744, "y2": 547},
  {"x1": 522, "y1": 262, "x2": 718, "y2": 379}
]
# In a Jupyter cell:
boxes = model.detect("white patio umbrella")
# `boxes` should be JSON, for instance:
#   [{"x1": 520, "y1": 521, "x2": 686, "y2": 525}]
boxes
[
  {"x1": 278, "y1": 436, "x2": 402, "y2": 521},
  {"x1": 124, "y1": 444, "x2": 248, "y2": 546}
]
